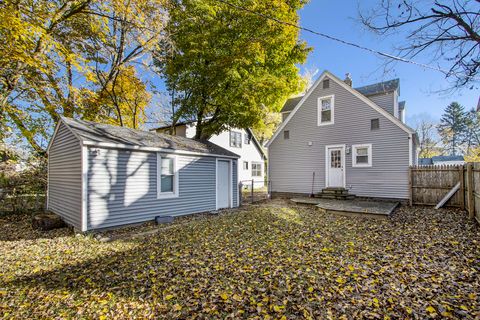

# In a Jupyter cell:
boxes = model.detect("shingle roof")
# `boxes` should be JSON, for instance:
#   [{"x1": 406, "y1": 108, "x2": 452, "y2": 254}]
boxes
[
  {"x1": 418, "y1": 158, "x2": 433, "y2": 166},
  {"x1": 355, "y1": 79, "x2": 400, "y2": 96},
  {"x1": 60, "y1": 117, "x2": 240, "y2": 158},
  {"x1": 419, "y1": 155, "x2": 465, "y2": 166},
  {"x1": 280, "y1": 96, "x2": 303, "y2": 113},
  {"x1": 151, "y1": 120, "x2": 267, "y2": 160},
  {"x1": 432, "y1": 155, "x2": 465, "y2": 162}
]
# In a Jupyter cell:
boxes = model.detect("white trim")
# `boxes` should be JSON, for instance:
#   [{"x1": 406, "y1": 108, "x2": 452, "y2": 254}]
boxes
[
  {"x1": 317, "y1": 95, "x2": 335, "y2": 126},
  {"x1": 215, "y1": 159, "x2": 218, "y2": 210},
  {"x1": 46, "y1": 149, "x2": 50, "y2": 210},
  {"x1": 235, "y1": 160, "x2": 240, "y2": 207},
  {"x1": 81, "y1": 146, "x2": 88, "y2": 232},
  {"x1": 156, "y1": 153, "x2": 179, "y2": 199},
  {"x1": 82, "y1": 141, "x2": 240, "y2": 159},
  {"x1": 394, "y1": 91, "x2": 399, "y2": 119},
  {"x1": 325, "y1": 144, "x2": 346, "y2": 188},
  {"x1": 266, "y1": 70, "x2": 414, "y2": 147},
  {"x1": 47, "y1": 118, "x2": 83, "y2": 154},
  {"x1": 230, "y1": 160, "x2": 233, "y2": 207},
  {"x1": 352, "y1": 144, "x2": 373, "y2": 168},
  {"x1": 408, "y1": 134, "x2": 413, "y2": 166},
  {"x1": 216, "y1": 159, "x2": 233, "y2": 210}
]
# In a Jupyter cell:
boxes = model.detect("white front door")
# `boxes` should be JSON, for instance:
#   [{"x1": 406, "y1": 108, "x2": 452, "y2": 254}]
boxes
[
  {"x1": 217, "y1": 160, "x2": 231, "y2": 209},
  {"x1": 326, "y1": 146, "x2": 344, "y2": 188}
]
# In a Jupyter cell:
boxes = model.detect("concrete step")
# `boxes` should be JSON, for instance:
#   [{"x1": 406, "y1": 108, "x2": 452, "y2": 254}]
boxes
[
  {"x1": 321, "y1": 188, "x2": 349, "y2": 195},
  {"x1": 316, "y1": 194, "x2": 356, "y2": 200}
]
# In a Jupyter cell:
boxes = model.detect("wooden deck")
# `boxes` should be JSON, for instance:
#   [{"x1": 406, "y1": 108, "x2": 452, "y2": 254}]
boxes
[{"x1": 291, "y1": 198, "x2": 399, "y2": 218}]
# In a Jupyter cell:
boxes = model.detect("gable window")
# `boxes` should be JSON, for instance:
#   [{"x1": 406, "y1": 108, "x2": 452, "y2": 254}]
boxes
[
  {"x1": 371, "y1": 118, "x2": 380, "y2": 130},
  {"x1": 157, "y1": 154, "x2": 179, "y2": 198},
  {"x1": 317, "y1": 95, "x2": 334, "y2": 126},
  {"x1": 243, "y1": 161, "x2": 249, "y2": 170},
  {"x1": 352, "y1": 144, "x2": 372, "y2": 167},
  {"x1": 244, "y1": 132, "x2": 251, "y2": 144},
  {"x1": 230, "y1": 131, "x2": 242, "y2": 148},
  {"x1": 323, "y1": 79, "x2": 330, "y2": 89},
  {"x1": 252, "y1": 162, "x2": 262, "y2": 177},
  {"x1": 284, "y1": 130, "x2": 290, "y2": 139}
]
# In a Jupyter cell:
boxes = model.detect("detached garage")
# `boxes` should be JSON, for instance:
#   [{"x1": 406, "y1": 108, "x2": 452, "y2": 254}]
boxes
[{"x1": 47, "y1": 117, "x2": 239, "y2": 232}]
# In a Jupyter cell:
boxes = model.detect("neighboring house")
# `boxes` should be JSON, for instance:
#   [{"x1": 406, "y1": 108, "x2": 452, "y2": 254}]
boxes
[
  {"x1": 267, "y1": 70, "x2": 419, "y2": 200},
  {"x1": 154, "y1": 122, "x2": 267, "y2": 189},
  {"x1": 47, "y1": 117, "x2": 239, "y2": 232},
  {"x1": 419, "y1": 155, "x2": 465, "y2": 166}
]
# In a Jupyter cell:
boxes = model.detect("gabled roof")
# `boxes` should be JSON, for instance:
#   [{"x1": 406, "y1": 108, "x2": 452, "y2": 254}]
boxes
[
  {"x1": 151, "y1": 120, "x2": 267, "y2": 160},
  {"x1": 280, "y1": 96, "x2": 303, "y2": 113},
  {"x1": 52, "y1": 117, "x2": 240, "y2": 158},
  {"x1": 267, "y1": 71, "x2": 415, "y2": 148},
  {"x1": 280, "y1": 79, "x2": 401, "y2": 115},
  {"x1": 355, "y1": 79, "x2": 400, "y2": 96}
]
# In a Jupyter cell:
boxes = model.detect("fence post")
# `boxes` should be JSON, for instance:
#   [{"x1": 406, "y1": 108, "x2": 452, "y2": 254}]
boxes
[
  {"x1": 408, "y1": 166, "x2": 413, "y2": 206},
  {"x1": 251, "y1": 179, "x2": 254, "y2": 204},
  {"x1": 467, "y1": 163, "x2": 474, "y2": 219},
  {"x1": 459, "y1": 165, "x2": 465, "y2": 210}
]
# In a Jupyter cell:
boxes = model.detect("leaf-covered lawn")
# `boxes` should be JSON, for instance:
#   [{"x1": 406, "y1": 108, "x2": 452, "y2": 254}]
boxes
[{"x1": 1, "y1": 201, "x2": 479, "y2": 319}]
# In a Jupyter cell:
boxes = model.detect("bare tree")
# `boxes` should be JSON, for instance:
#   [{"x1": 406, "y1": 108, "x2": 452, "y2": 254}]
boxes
[
  {"x1": 416, "y1": 120, "x2": 441, "y2": 158},
  {"x1": 360, "y1": 0, "x2": 479, "y2": 90}
]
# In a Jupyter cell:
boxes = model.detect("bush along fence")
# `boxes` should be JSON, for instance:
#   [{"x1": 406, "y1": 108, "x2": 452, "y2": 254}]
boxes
[{"x1": 409, "y1": 164, "x2": 480, "y2": 223}]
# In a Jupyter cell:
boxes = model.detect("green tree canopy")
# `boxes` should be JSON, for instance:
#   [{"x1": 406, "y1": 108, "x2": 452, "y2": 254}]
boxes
[
  {"x1": 438, "y1": 102, "x2": 467, "y2": 156},
  {"x1": 154, "y1": 0, "x2": 310, "y2": 139}
]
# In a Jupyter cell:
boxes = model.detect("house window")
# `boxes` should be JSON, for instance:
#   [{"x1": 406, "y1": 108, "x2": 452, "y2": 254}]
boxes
[
  {"x1": 317, "y1": 95, "x2": 334, "y2": 126},
  {"x1": 243, "y1": 161, "x2": 249, "y2": 170},
  {"x1": 244, "y1": 132, "x2": 251, "y2": 144},
  {"x1": 284, "y1": 130, "x2": 290, "y2": 139},
  {"x1": 230, "y1": 131, "x2": 242, "y2": 148},
  {"x1": 157, "y1": 154, "x2": 178, "y2": 198},
  {"x1": 371, "y1": 118, "x2": 380, "y2": 130},
  {"x1": 352, "y1": 144, "x2": 372, "y2": 167},
  {"x1": 323, "y1": 79, "x2": 330, "y2": 89},
  {"x1": 252, "y1": 162, "x2": 262, "y2": 177}
]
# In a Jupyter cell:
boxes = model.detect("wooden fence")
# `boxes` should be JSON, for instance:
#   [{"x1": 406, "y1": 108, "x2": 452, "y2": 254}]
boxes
[{"x1": 409, "y1": 163, "x2": 480, "y2": 223}]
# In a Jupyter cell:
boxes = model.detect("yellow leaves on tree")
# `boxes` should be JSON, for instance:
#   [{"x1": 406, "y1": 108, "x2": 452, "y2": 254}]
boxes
[{"x1": 83, "y1": 66, "x2": 150, "y2": 129}]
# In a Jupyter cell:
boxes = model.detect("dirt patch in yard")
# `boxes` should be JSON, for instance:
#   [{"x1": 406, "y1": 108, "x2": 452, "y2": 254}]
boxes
[{"x1": 0, "y1": 201, "x2": 479, "y2": 319}]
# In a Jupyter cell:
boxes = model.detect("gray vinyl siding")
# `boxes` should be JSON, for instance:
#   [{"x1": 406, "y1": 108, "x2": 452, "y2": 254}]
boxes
[
  {"x1": 47, "y1": 123, "x2": 82, "y2": 229},
  {"x1": 232, "y1": 160, "x2": 238, "y2": 207},
  {"x1": 86, "y1": 147, "x2": 237, "y2": 230},
  {"x1": 368, "y1": 92, "x2": 395, "y2": 116},
  {"x1": 269, "y1": 77, "x2": 411, "y2": 199}
]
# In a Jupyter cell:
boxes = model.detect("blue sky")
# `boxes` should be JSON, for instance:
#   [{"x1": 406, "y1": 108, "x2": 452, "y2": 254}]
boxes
[{"x1": 297, "y1": 0, "x2": 479, "y2": 127}]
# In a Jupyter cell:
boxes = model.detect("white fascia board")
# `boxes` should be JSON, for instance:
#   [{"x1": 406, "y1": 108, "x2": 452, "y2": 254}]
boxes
[{"x1": 81, "y1": 141, "x2": 240, "y2": 159}]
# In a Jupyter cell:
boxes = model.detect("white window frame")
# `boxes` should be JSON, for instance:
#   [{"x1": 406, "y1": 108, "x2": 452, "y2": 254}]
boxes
[
  {"x1": 230, "y1": 131, "x2": 242, "y2": 148},
  {"x1": 317, "y1": 95, "x2": 334, "y2": 126},
  {"x1": 156, "y1": 153, "x2": 179, "y2": 199},
  {"x1": 352, "y1": 144, "x2": 372, "y2": 168},
  {"x1": 252, "y1": 162, "x2": 262, "y2": 177}
]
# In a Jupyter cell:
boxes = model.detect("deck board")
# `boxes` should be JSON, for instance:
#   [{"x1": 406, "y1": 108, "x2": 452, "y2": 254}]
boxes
[{"x1": 291, "y1": 198, "x2": 399, "y2": 217}]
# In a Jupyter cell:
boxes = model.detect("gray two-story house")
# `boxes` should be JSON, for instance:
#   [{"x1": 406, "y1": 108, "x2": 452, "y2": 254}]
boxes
[{"x1": 267, "y1": 71, "x2": 418, "y2": 200}]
